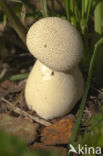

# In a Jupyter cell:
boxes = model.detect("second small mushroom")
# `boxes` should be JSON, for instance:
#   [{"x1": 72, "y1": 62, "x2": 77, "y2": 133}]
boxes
[{"x1": 25, "y1": 17, "x2": 84, "y2": 120}]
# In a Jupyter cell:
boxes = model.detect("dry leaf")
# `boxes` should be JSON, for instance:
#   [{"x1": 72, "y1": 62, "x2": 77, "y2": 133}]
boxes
[{"x1": 41, "y1": 118, "x2": 74, "y2": 145}]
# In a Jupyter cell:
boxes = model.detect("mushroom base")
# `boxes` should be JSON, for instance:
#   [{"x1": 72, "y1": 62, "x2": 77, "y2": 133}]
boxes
[{"x1": 25, "y1": 61, "x2": 84, "y2": 120}]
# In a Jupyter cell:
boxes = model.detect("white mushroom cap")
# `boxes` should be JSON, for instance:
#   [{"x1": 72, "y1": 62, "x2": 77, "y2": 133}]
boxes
[
  {"x1": 25, "y1": 60, "x2": 84, "y2": 120},
  {"x1": 26, "y1": 17, "x2": 83, "y2": 71}
]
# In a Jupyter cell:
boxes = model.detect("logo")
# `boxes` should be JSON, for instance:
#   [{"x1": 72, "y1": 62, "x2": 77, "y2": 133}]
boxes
[{"x1": 68, "y1": 144, "x2": 101, "y2": 155}]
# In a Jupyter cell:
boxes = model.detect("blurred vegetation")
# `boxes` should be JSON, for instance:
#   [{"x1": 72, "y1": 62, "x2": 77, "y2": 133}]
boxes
[
  {"x1": 0, "y1": 0, "x2": 103, "y2": 156},
  {"x1": 80, "y1": 113, "x2": 103, "y2": 148},
  {"x1": 74, "y1": 113, "x2": 103, "y2": 156},
  {"x1": 0, "y1": 130, "x2": 34, "y2": 156},
  {"x1": 0, "y1": 130, "x2": 60, "y2": 156}
]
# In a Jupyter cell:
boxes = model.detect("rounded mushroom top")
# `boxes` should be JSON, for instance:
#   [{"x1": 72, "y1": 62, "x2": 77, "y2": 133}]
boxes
[{"x1": 26, "y1": 17, "x2": 83, "y2": 71}]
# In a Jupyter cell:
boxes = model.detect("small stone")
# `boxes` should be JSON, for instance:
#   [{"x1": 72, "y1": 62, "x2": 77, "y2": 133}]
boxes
[{"x1": 0, "y1": 113, "x2": 39, "y2": 144}]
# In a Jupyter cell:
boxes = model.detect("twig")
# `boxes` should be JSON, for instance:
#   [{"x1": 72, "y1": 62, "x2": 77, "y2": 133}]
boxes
[
  {"x1": 20, "y1": 4, "x2": 26, "y2": 25},
  {"x1": 1, "y1": 97, "x2": 51, "y2": 127},
  {"x1": 0, "y1": 68, "x2": 7, "y2": 79},
  {"x1": 0, "y1": 0, "x2": 27, "y2": 43},
  {"x1": 8, "y1": 90, "x2": 24, "y2": 114}
]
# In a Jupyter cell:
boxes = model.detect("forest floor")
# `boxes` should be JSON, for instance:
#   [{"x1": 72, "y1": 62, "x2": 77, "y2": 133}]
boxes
[{"x1": 0, "y1": 24, "x2": 103, "y2": 155}]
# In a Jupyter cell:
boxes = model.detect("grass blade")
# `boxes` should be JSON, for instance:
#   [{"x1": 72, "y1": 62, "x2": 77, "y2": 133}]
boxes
[
  {"x1": 40, "y1": 0, "x2": 48, "y2": 17},
  {"x1": 9, "y1": 73, "x2": 29, "y2": 81},
  {"x1": 82, "y1": 0, "x2": 85, "y2": 18},
  {"x1": 94, "y1": 2, "x2": 102, "y2": 34},
  {"x1": 69, "y1": 0, "x2": 76, "y2": 26},
  {"x1": 84, "y1": 0, "x2": 89, "y2": 13},
  {"x1": 67, "y1": 37, "x2": 103, "y2": 155},
  {"x1": 74, "y1": 4, "x2": 80, "y2": 24},
  {"x1": 64, "y1": 0, "x2": 70, "y2": 21},
  {"x1": 0, "y1": 0, "x2": 27, "y2": 43},
  {"x1": 87, "y1": 0, "x2": 92, "y2": 21}
]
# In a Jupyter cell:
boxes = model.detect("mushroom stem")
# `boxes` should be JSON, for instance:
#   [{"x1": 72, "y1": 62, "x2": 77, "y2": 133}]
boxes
[{"x1": 25, "y1": 61, "x2": 84, "y2": 120}]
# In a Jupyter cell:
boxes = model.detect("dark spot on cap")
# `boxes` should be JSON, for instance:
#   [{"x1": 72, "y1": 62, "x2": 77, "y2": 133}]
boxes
[
  {"x1": 44, "y1": 44, "x2": 47, "y2": 48},
  {"x1": 51, "y1": 71, "x2": 54, "y2": 76}
]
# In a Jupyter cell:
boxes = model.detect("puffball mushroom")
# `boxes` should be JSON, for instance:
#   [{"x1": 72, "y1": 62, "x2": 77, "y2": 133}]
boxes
[
  {"x1": 26, "y1": 17, "x2": 83, "y2": 72},
  {"x1": 25, "y1": 17, "x2": 84, "y2": 120},
  {"x1": 25, "y1": 61, "x2": 84, "y2": 120}
]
